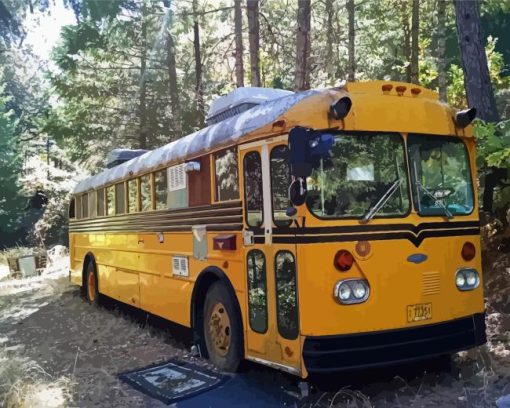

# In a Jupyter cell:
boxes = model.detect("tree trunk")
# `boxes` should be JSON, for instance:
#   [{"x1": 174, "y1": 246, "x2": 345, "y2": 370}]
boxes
[
  {"x1": 247, "y1": 0, "x2": 261, "y2": 87},
  {"x1": 437, "y1": 0, "x2": 447, "y2": 101},
  {"x1": 410, "y1": 0, "x2": 419, "y2": 84},
  {"x1": 139, "y1": 1, "x2": 148, "y2": 149},
  {"x1": 347, "y1": 0, "x2": 355, "y2": 82},
  {"x1": 193, "y1": 0, "x2": 205, "y2": 126},
  {"x1": 162, "y1": 0, "x2": 181, "y2": 135},
  {"x1": 167, "y1": 32, "x2": 182, "y2": 136},
  {"x1": 325, "y1": 0, "x2": 335, "y2": 84},
  {"x1": 234, "y1": 0, "x2": 244, "y2": 87},
  {"x1": 454, "y1": 0, "x2": 499, "y2": 122},
  {"x1": 295, "y1": 0, "x2": 311, "y2": 91},
  {"x1": 401, "y1": 2, "x2": 411, "y2": 83}
]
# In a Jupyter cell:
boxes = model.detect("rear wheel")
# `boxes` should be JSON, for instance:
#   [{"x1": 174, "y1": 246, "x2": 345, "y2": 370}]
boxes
[
  {"x1": 203, "y1": 282, "x2": 243, "y2": 372},
  {"x1": 85, "y1": 262, "x2": 99, "y2": 305}
]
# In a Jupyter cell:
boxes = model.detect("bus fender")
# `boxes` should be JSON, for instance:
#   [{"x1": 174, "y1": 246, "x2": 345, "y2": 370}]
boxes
[{"x1": 190, "y1": 266, "x2": 244, "y2": 357}]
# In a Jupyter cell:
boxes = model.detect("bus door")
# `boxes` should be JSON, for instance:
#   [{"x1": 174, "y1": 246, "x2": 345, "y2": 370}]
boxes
[{"x1": 241, "y1": 139, "x2": 301, "y2": 375}]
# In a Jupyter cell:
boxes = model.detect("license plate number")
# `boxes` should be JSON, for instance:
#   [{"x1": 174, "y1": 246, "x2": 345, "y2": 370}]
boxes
[{"x1": 407, "y1": 303, "x2": 432, "y2": 322}]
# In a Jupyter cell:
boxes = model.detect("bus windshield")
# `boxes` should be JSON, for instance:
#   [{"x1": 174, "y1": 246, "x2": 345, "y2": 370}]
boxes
[
  {"x1": 306, "y1": 133, "x2": 410, "y2": 219},
  {"x1": 408, "y1": 134, "x2": 474, "y2": 216}
]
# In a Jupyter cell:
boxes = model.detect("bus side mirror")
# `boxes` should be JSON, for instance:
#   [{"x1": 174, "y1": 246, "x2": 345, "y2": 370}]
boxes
[
  {"x1": 288, "y1": 128, "x2": 334, "y2": 178},
  {"x1": 455, "y1": 108, "x2": 476, "y2": 128},
  {"x1": 288, "y1": 127, "x2": 312, "y2": 178}
]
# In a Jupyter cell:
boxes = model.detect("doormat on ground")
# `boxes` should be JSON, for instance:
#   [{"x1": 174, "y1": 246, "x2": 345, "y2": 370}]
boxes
[{"x1": 119, "y1": 360, "x2": 230, "y2": 405}]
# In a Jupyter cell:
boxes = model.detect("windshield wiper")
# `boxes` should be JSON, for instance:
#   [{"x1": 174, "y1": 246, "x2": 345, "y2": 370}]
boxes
[
  {"x1": 360, "y1": 179, "x2": 402, "y2": 224},
  {"x1": 416, "y1": 181, "x2": 454, "y2": 219}
]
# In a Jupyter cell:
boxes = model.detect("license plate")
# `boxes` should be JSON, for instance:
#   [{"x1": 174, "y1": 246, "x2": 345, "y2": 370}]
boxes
[{"x1": 407, "y1": 303, "x2": 432, "y2": 323}]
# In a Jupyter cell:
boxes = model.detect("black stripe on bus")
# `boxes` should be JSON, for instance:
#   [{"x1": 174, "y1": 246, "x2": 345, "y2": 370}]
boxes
[
  {"x1": 270, "y1": 220, "x2": 480, "y2": 237},
  {"x1": 272, "y1": 228, "x2": 480, "y2": 247}
]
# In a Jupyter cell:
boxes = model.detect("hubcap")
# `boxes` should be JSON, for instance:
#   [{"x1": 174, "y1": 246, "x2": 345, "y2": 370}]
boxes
[
  {"x1": 208, "y1": 302, "x2": 231, "y2": 357},
  {"x1": 87, "y1": 270, "x2": 96, "y2": 301}
]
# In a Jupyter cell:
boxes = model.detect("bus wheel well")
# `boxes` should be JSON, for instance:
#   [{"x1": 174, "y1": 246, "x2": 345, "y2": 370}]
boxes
[
  {"x1": 191, "y1": 267, "x2": 243, "y2": 359},
  {"x1": 82, "y1": 252, "x2": 97, "y2": 289}
]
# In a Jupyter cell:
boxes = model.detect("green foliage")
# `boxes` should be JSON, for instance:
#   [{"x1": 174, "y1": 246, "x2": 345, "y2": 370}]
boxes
[
  {"x1": 474, "y1": 119, "x2": 510, "y2": 168},
  {"x1": 0, "y1": 79, "x2": 24, "y2": 243},
  {"x1": 447, "y1": 64, "x2": 467, "y2": 108}
]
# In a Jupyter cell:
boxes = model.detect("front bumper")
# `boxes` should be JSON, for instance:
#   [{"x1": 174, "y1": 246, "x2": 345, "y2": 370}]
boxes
[{"x1": 303, "y1": 313, "x2": 486, "y2": 373}]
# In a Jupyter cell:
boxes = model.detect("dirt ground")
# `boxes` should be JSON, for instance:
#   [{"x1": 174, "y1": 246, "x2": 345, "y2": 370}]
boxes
[{"x1": 0, "y1": 251, "x2": 509, "y2": 408}]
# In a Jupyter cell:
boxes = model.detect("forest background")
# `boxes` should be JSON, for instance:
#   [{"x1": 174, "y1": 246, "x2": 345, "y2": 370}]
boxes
[{"x1": 0, "y1": 0, "x2": 509, "y2": 249}]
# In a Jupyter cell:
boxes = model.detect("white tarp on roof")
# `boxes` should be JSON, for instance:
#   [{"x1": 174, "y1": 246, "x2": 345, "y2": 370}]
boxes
[{"x1": 74, "y1": 89, "x2": 321, "y2": 194}]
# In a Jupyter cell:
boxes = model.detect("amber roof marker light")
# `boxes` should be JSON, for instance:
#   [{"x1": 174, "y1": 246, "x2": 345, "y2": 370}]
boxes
[
  {"x1": 395, "y1": 85, "x2": 407, "y2": 96},
  {"x1": 411, "y1": 87, "x2": 421, "y2": 96},
  {"x1": 381, "y1": 83, "x2": 393, "y2": 94}
]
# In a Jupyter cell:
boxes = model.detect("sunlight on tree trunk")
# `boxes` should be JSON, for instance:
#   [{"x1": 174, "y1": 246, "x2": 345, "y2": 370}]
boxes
[
  {"x1": 410, "y1": 0, "x2": 419, "y2": 84},
  {"x1": 325, "y1": 0, "x2": 335, "y2": 85},
  {"x1": 139, "y1": 1, "x2": 148, "y2": 149},
  {"x1": 437, "y1": 0, "x2": 447, "y2": 101},
  {"x1": 295, "y1": 0, "x2": 311, "y2": 91},
  {"x1": 401, "y1": 1, "x2": 411, "y2": 83},
  {"x1": 193, "y1": 0, "x2": 205, "y2": 126},
  {"x1": 167, "y1": 31, "x2": 182, "y2": 136},
  {"x1": 234, "y1": 0, "x2": 245, "y2": 88},
  {"x1": 454, "y1": 0, "x2": 499, "y2": 122},
  {"x1": 247, "y1": 0, "x2": 261, "y2": 87},
  {"x1": 347, "y1": 0, "x2": 355, "y2": 82}
]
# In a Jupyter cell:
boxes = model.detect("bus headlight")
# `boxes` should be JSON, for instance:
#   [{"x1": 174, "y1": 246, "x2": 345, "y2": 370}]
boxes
[
  {"x1": 455, "y1": 268, "x2": 480, "y2": 291},
  {"x1": 334, "y1": 279, "x2": 370, "y2": 304}
]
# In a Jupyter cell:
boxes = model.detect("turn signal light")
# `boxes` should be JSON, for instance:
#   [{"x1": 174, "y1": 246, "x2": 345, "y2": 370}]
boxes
[
  {"x1": 334, "y1": 250, "x2": 354, "y2": 271},
  {"x1": 461, "y1": 242, "x2": 476, "y2": 261}
]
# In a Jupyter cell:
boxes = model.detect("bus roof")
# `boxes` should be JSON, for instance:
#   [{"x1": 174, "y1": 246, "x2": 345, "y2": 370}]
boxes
[{"x1": 74, "y1": 89, "x2": 321, "y2": 194}]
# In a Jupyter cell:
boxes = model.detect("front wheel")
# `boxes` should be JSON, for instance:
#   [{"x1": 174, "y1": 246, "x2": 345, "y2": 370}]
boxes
[
  {"x1": 203, "y1": 282, "x2": 243, "y2": 372},
  {"x1": 85, "y1": 262, "x2": 99, "y2": 305}
]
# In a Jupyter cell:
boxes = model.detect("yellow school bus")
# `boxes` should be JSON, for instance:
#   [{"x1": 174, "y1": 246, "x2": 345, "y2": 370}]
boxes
[{"x1": 69, "y1": 81, "x2": 486, "y2": 377}]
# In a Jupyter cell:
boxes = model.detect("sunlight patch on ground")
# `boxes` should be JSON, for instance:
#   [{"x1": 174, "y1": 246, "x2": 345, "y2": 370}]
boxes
[{"x1": 0, "y1": 350, "x2": 74, "y2": 408}]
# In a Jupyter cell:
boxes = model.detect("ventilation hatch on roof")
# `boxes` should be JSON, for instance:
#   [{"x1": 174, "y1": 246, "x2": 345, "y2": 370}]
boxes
[{"x1": 206, "y1": 87, "x2": 294, "y2": 125}]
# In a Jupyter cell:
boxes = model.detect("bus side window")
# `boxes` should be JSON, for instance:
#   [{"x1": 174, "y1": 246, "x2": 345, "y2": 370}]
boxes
[
  {"x1": 127, "y1": 179, "x2": 138, "y2": 213},
  {"x1": 247, "y1": 249, "x2": 268, "y2": 333},
  {"x1": 243, "y1": 151, "x2": 263, "y2": 227},
  {"x1": 76, "y1": 195, "x2": 82, "y2": 219},
  {"x1": 69, "y1": 197, "x2": 76, "y2": 219},
  {"x1": 115, "y1": 182, "x2": 126, "y2": 214},
  {"x1": 106, "y1": 186, "x2": 115, "y2": 216},
  {"x1": 155, "y1": 169, "x2": 168, "y2": 210},
  {"x1": 270, "y1": 145, "x2": 292, "y2": 227},
  {"x1": 275, "y1": 251, "x2": 299, "y2": 340},
  {"x1": 89, "y1": 190, "x2": 97, "y2": 218},
  {"x1": 214, "y1": 148, "x2": 240, "y2": 202},
  {"x1": 97, "y1": 188, "x2": 105, "y2": 217},
  {"x1": 140, "y1": 175, "x2": 152, "y2": 211},
  {"x1": 81, "y1": 193, "x2": 89, "y2": 219}
]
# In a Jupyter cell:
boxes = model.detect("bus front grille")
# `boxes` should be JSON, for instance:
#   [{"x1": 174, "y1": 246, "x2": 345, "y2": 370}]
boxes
[{"x1": 422, "y1": 271, "x2": 440, "y2": 296}]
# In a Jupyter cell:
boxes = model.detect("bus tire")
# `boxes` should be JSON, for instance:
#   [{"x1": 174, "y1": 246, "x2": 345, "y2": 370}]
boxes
[
  {"x1": 203, "y1": 281, "x2": 243, "y2": 372},
  {"x1": 85, "y1": 262, "x2": 99, "y2": 306}
]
